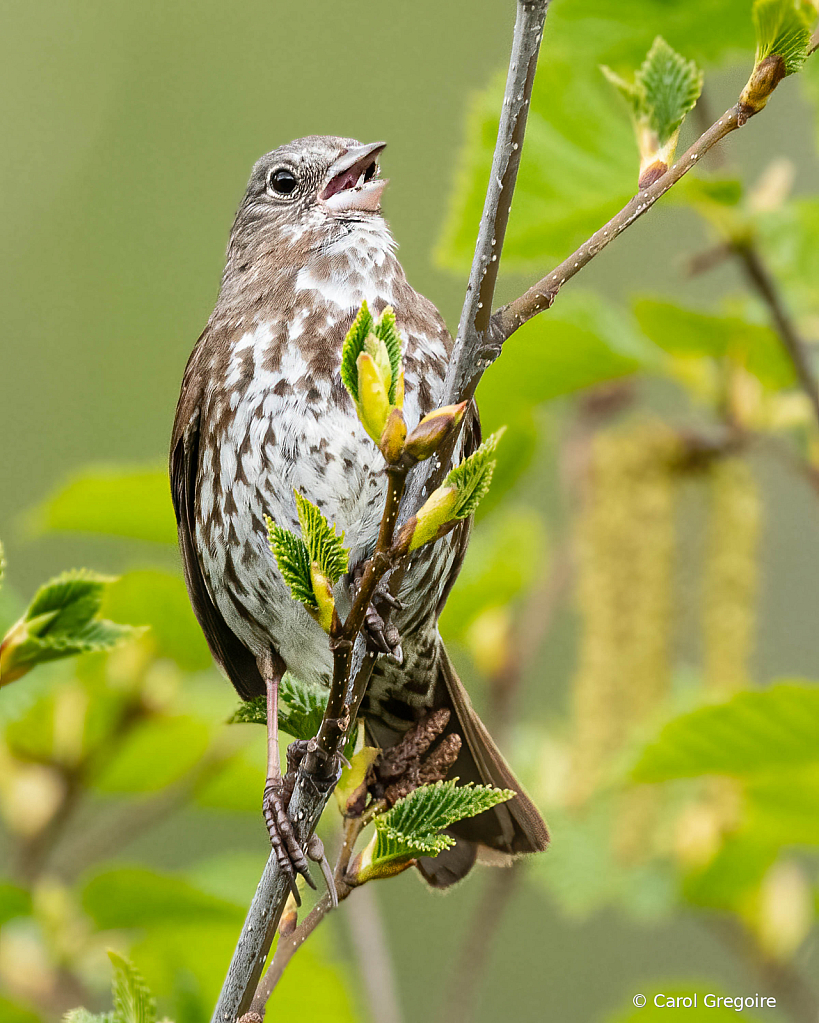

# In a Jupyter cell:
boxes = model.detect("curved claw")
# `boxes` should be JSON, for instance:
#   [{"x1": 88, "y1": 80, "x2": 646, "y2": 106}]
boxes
[
  {"x1": 307, "y1": 834, "x2": 339, "y2": 909},
  {"x1": 263, "y1": 781, "x2": 317, "y2": 903}
]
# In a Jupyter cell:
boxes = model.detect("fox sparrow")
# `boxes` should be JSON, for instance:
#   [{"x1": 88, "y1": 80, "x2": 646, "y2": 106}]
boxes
[{"x1": 170, "y1": 136, "x2": 548, "y2": 888}]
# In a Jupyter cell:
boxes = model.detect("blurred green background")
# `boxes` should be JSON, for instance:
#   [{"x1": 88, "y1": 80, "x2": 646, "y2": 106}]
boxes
[{"x1": 3, "y1": 0, "x2": 819, "y2": 1021}]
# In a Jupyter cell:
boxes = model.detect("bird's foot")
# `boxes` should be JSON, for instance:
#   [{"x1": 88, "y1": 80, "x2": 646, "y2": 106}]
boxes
[
  {"x1": 351, "y1": 566, "x2": 404, "y2": 663},
  {"x1": 262, "y1": 777, "x2": 317, "y2": 904}
]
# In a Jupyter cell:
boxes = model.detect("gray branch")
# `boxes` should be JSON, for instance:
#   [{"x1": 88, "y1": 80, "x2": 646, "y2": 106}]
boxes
[{"x1": 209, "y1": 3, "x2": 551, "y2": 1020}]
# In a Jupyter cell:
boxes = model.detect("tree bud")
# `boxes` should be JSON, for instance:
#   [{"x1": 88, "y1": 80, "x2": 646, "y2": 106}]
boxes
[
  {"x1": 355, "y1": 351, "x2": 391, "y2": 444},
  {"x1": 405, "y1": 402, "x2": 468, "y2": 462},
  {"x1": 379, "y1": 407, "x2": 407, "y2": 464}
]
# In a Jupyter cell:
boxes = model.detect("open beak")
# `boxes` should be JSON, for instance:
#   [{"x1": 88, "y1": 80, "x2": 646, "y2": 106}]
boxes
[{"x1": 321, "y1": 141, "x2": 388, "y2": 213}]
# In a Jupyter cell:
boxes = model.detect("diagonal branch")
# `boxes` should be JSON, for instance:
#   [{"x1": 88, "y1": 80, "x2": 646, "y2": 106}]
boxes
[{"x1": 731, "y1": 240, "x2": 819, "y2": 428}]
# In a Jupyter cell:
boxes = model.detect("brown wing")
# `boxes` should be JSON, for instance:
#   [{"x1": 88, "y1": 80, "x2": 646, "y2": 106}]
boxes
[{"x1": 169, "y1": 340, "x2": 265, "y2": 700}]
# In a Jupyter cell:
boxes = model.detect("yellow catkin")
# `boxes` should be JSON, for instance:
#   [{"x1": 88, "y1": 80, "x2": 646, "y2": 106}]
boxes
[
  {"x1": 569, "y1": 423, "x2": 678, "y2": 810},
  {"x1": 702, "y1": 458, "x2": 761, "y2": 696}
]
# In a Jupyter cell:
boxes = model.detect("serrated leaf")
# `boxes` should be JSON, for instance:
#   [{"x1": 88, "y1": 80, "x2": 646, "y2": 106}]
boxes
[
  {"x1": 267, "y1": 520, "x2": 314, "y2": 607},
  {"x1": 445, "y1": 431, "x2": 504, "y2": 519},
  {"x1": 294, "y1": 492, "x2": 348, "y2": 584},
  {"x1": 64, "y1": 1010, "x2": 115, "y2": 1023},
  {"x1": 229, "y1": 673, "x2": 328, "y2": 740},
  {"x1": 638, "y1": 37, "x2": 703, "y2": 145},
  {"x1": 1, "y1": 571, "x2": 136, "y2": 684},
  {"x1": 340, "y1": 301, "x2": 375, "y2": 403},
  {"x1": 632, "y1": 681, "x2": 819, "y2": 782},
  {"x1": 753, "y1": 0, "x2": 813, "y2": 74},
  {"x1": 373, "y1": 306, "x2": 403, "y2": 403},
  {"x1": 371, "y1": 779, "x2": 514, "y2": 868},
  {"x1": 108, "y1": 951, "x2": 156, "y2": 1023}
]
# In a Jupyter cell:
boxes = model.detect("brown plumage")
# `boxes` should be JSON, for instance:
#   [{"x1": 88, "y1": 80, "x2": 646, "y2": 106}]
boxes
[{"x1": 170, "y1": 135, "x2": 547, "y2": 888}]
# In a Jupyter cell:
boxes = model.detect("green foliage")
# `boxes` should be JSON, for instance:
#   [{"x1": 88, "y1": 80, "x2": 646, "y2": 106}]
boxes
[
  {"x1": 439, "y1": 506, "x2": 547, "y2": 639},
  {"x1": 340, "y1": 301, "x2": 403, "y2": 405},
  {"x1": 267, "y1": 496, "x2": 349, "y2": 615},
  {"x1": 633, "y1": 681, "x2": 819, "y2": 782},
  {"x1": 602, "y1": 36, "x2": 703, "y2": 146},
  {"x1": 340, "y1": 300, "x2": 375, "y2": 403},
  {"x1": 368, "y1": 780, "x2": 514, "y2": 872},
  {"x1": 109, "y1": 951, "x2": 157, "y2": 1023},
  {"x1": 294, "y1": 492, "x2": 348, "y2": 583},
  {"x1": 30, "y1": 466, "x2": 176, "y2": 545},
  {"x1": 1, "y1": 570, "x2": 135, "y2": 684},
  {"x1": 633, "y1": 299, "x2": 795, "y2": 388},
  {"x1": 437, "y1": 0, "x2": 753, "y2": 273},
  {"x1": 752, "y1": 0, "x2": 813, "y2": 74},
  {"x1": 93, "y1": 716, "x2": 211, "y2": 794},
  {"x1": 0, "y1": 883, "x2": 31, "y2": 927},
  {"x1": 229, "y1": 672, "x2": 328, "y2": 741},
  {"x1": 83, "y1": 867, "x2": 243, "y2": 929},
  {"x1": 64, "y1": 1010, "x2": 114, "y2": 1023},
  {"x1": 445, "y1": 431, "x2": 504, "y2": 519},
  {"x1": 102, "y1": 569, "x2": 211, "y2": 672},
  {"x1": 267, "y1": 520, "x2": 314, "y2": 606}
]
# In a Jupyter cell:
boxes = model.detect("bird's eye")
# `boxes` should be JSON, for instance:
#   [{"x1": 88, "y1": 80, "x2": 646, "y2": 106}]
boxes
[{"x1": 268, "y1": 168, "x2": 298, "y2": 195}]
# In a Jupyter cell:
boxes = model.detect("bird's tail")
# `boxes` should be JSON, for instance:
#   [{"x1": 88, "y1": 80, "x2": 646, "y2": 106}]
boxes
[{"x1": 415, "y1": 642, "x2": 549, "y2": 887}]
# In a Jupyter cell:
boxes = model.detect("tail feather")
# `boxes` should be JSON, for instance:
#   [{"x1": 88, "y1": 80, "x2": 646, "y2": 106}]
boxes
[{"x1": 417, "y1": 643, "x2": 549, "y2": 887}]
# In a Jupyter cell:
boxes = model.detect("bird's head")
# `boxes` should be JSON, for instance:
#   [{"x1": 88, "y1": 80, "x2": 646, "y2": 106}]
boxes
[{"x1": 228, "y1": 136, "x2": 388, "y2": 257}]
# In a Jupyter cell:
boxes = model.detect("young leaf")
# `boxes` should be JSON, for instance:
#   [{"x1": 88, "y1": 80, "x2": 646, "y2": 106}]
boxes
[
  {"x1": 63, "y1": 1010, "x2": 114, "y2": 1023},
  {"x1": 229, "y1": 673, "x2": 328, "y2": 741},
  {"x1": 267, "y1": 519, "x2": 314, "y2": 607},
  {"x1": 445, "y1": 430, "x2": 504, "y2": 519},
  {"x1": 0, "y1": 571, "x2": 135, "y2": 686},
  {"x1": 603, "y1": 37, "x2": 702, "y2": 185},
  {"x1": 373, "y1": 306, "x2": 403, "y2": 403},
  {"x1": 294, "y1": 492, "x2": 348, "y2": 583},
  {"x1": 359, "y1": 780, "x2": 514, "y2": 879},
  {"x1": 753, "y1": 0, "x2": 813, "y2": 74},
  {"x1": 639, "y1": 37, "x2": 703, "y2": 146},
  {"x1": 340, "y1": 301, "x2": 375, "y2": 403},
  {"x1": 108, "y1": 951, "x2": 156, "y2": 1023}
]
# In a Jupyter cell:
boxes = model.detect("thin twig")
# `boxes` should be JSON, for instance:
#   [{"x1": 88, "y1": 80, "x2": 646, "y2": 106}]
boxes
[
  {"x1": 213, "y1": 466, "x2": 410, "y2": 1022},
  {"x1": 344, "y1": 885, "x2": 404, "y2": 1023},
  {"x1": 732, "y1": 241, "x2": 819, "y2": 428}
]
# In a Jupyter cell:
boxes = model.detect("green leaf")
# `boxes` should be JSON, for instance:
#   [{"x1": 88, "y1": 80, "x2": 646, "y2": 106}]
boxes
[
  {"x1": 29, "y1": 465, "x2": 176, "y2": 545},
  {"x1": 1, "y1": 571, "x2": 135, "y2": 683},
  {"x1": 294, "y1": 492, "x2": 349, "y2": 584},
  {"x1": 102, "y1": 569, "x2": 211, "y2": 672},
  {"x1": 93, "y1": 715, "x2": 211, "y2": 794},
  {"x1": 445, "y1": 432, "x2": 504, "y2": 519},
  {"x1": 108, "y1": 951, "x2": 157, "y2": 1023},
  {"x1": 439, "y1": 506, "x2": 547, "y2": 639},
  {"x1": 370, "y1": 779, "x2": 514, "y2": 868},
  {"x1": 83, "y1": 867, "x2": 243, "y2": 929},
  {"x1": 477, "y1": 293, "x2": 657, "y2": 430},
  {"x1": 0, "y1": 883, "x2": 31, "y2": 927},
  {"x1": 229, "y1": 672, "x2": 328, "y2": 741},
  {"x1": 437, "y1": 4, "x2": 751, "y2": 274},
  {"x1": 638, "y1": 37, "x2": 703, "y2": 145},
  {"x1": 752, "y1": 0, "x2": 813, "y2": 74},
  {"x1": 266, "y1": 520, "x2": 314, "y2": 607},
  {"x1": 373, "y1": 306, "x2": 403, "y2": 403},
  {"x1": 340, "y1": 301, "x2": 375, "y2": 403},
  {"x1": 632, "y1": 681, "x2": 819, "y2": 782},
  {"x1": 633, "y1": 298, "x2": 796, "y2": 388},
  {"x1": 63, "y1": 1010, "x2": 114, "y2": 1023}
]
